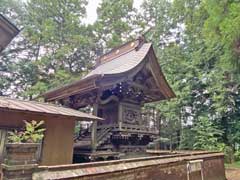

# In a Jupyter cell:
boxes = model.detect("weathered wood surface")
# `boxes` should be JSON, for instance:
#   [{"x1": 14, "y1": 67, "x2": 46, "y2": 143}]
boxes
[
  {"x1": 0, "y1": 15, "x2": 19, "y2": 52},
  {"x1": 33, "y1": 152, "x2": 226, "y2": 180},
  {"x1": 0, "y1": 111, "x2": 75, "y2": 166},
  {"x1": 0, "y1": 129, "x2": 7, "y2": 162},
  {"x1": 43, "y1": 38, "x2": 175, "y2": 104}
]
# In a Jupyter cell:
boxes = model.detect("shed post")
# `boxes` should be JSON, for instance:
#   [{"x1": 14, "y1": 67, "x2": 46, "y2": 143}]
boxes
[
  {"x1": 0, "y1": 129, "x2": 7, "y2": 162},
  {"x1": 91, "y1": 104, "x2": 98, "y2": 152}
]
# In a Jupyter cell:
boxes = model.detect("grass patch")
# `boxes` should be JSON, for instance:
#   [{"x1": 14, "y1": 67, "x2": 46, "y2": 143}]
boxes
[{"x1": 225, "y1": 161, "x2": 240, "y2": 169}]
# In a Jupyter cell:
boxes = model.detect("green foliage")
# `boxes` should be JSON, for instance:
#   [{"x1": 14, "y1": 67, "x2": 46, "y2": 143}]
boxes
[
  {"x1": 74, "y1": 122, "x2": 81, "y2": 135},
  {"x1": 22, "y1": 0, "x2": 96, "y2": 98},
  {"x1": 95, "y1": 0, "x2": 141, "y2": 50},
  {"x1": 0, "y1": 0, "x2": 28, "y2": 96},
  {"x1": 225, "y1": 161, "x2": 240, "y2": 169},
  {"x1": 203, "y1": 0, "x2": 240, "y2": 73},
  {"x1": 234, "y1": 150, "x2": 240, "y2": 162},
  {"x1": 142, "y1": 0, "x2": 240, "y2": 155},
  {"x1": 0, "y1": 0, "x2": 96, "y2": 98},
  {"x1": 222, "y1": 145, "x2": 235, "y2": 164},
  {"x1": 8, "y1": 120, "x2": 45, "y2": 143},
  {"x1": 179, "y1": 127, "x2": 195, "y2": 150},
  {"x1": 192, "y1": 117, "x2": 223, "y2": 151},
  {"x1": 8, "y1": 130, "x2": 24, "y2": 143}
]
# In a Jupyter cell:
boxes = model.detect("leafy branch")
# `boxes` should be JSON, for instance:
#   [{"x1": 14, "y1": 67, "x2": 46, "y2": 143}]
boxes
[{"x1": 8, "y1": 120, "x2": 45, "y2": 143}]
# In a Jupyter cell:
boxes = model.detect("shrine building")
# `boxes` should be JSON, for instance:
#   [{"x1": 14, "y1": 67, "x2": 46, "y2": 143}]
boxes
[{"x1": 43, "y1": 37, "x2": 175, "y2": 155}]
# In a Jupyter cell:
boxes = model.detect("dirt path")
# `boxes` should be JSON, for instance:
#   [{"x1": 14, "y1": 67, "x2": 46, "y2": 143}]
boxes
[{"x1": 226, "y1": 168, "x2": 240, "y2": 180}]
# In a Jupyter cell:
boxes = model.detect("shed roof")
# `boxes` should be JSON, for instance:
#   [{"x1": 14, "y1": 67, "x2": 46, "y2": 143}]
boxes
[
  {"x1": 0, "y1": 96, "x2": 102, "y2": 121},
  {"x1": 0, "y1": 14, "x2": 20, "y2": 52},
  {"x1": 43, "y1": 38, "x2": 175, "y2": 102}
]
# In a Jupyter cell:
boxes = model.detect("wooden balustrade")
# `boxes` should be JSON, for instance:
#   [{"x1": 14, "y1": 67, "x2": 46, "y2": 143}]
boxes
[{"x1": 96, "y1": 124, "x2": 159, "y2": 135}]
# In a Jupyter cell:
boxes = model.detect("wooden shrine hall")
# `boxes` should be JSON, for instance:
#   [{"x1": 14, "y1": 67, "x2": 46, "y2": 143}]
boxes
[{"x1": 43, "y1": 37, "x2": 175, "y2": 155}]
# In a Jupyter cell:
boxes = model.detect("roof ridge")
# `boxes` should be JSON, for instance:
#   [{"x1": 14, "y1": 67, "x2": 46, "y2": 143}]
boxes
[
  {"x1": 95, "y1": 36, "x2": 147, "y2": 67},
  {"x1": 94, "y1": 46, "x2": 138, "y2": 67},
  {"x1": 83, "y1": 43, "x2": 152, "y2": 79},
  {"x1": 97, "y1": 39, "x2": 136, "y2": 60}
]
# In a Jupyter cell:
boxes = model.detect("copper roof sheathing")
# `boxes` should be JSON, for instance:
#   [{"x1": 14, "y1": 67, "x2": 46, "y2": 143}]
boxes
[
  {"x1": 0, "y1": 96, "x2": 102, "y2": 121},
  {"x1": 0, "y1": 14, "x2": 20, "y2": 52},
  {"x1": 85, "y1": 43, "x2": 152, "y2": 78},
  {"x1": 43, "y1": 38, "x2": 175, "y2": 102}
]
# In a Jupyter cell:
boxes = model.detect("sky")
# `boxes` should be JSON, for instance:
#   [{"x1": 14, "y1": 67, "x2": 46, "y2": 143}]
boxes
[{"x1": 84, "y1": 0, "x2": 144, "y2": 24}]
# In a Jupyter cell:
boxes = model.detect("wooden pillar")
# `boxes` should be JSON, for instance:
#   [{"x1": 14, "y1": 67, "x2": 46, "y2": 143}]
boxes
[
  {"x1": 0, "y1": 129, "x2": 7, "y2": 162},
  {"x1": 118, "y1": 103, "x2": 123, "y2": 130},
  {"x1": 91, "y1": 104, "x2": 98, "y2": 152}
]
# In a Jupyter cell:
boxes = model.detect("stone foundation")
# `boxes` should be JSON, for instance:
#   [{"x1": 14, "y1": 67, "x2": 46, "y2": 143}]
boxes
[
  {"x1": 33, "y1": 152, "x2": 226, "y2": 180},
  {"x1": 2, "y1": 164, "x2": 37, "y2": 180},
  {"x1": 2, "y1": 143, "x2": 39, "y2": 180}
]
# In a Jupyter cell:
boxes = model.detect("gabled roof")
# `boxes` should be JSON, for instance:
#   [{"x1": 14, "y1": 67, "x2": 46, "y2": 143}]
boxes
[
  {"x1": 43, "y1": 38, "x2": 175, "y2": 102},
  {"x1": 0, "y1": 96, "x2": 102, "y2": 121},
  {"x1": 0, "y1": 14, "x2": 20, "y2": 52}
]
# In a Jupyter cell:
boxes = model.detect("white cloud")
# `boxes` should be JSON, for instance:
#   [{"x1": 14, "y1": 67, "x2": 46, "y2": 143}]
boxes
[{"x1": 84, "y1": 0, "x2": 144, "y2": 24}]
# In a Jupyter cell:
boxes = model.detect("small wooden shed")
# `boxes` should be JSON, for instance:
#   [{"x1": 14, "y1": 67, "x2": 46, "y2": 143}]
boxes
[{"x1": 0, "y1": 97, "x2": 102, "y2": 166}]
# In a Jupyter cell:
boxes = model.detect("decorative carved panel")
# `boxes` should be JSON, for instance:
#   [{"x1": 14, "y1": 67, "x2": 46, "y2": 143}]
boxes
[{"x1": 121, "y1": 103, "x2": 141, "y2": 125}]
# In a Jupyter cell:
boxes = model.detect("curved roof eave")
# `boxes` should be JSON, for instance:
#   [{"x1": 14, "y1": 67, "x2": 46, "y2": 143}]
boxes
[
  {"x1": 147, "y1": 46, "x2": 176, "y2": 100},
  {"x1": 43, "y1": 74, "x2": 101, "y2": 101},
  {"x1": 43, "y1": 43, "x2": 152, "y2": 101},
  {"x1": 96, "y1": 45, "x2": 176, "y2": 101},
  {"x1": 43, "y1": 42, "x2": 176, "y2": 102}
]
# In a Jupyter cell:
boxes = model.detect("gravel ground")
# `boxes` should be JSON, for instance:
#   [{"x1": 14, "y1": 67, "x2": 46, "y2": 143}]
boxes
[{"x1": 226, "y1": 168, "x2": 240, "y2": 180}]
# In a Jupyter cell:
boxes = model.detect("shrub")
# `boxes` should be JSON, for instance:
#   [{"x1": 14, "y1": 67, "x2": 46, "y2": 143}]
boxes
[
  {"x1": 219, "y1": 145, "x2": 235, "y2": 164},
  {"x1": 8, "y1": 120, "x2": 45, "y2": 143},
  {"x1": 234, "y1": 150, "x2": 240, "y2": 161}
]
